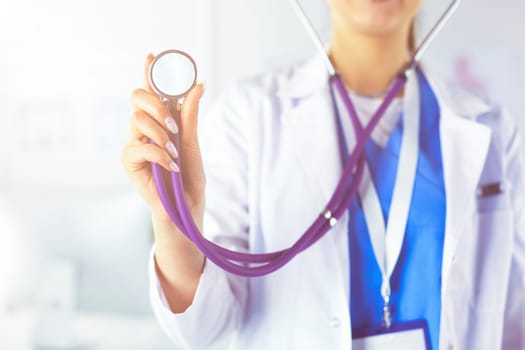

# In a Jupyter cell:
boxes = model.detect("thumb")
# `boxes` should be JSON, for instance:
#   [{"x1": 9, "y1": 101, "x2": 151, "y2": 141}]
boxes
[
  {"x1": 143, "y1": 53, "x2": 156, "y2": 93},
  {"x1": 180, "y1": 82, "x2": 206, "y2": 145}
]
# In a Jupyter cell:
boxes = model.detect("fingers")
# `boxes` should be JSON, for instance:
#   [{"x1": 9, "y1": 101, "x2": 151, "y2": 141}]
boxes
[
  {"x1": 132, "y1": 54, "x2": 206, "y2": 151},
  {"x1": 144, "y1": 53, "x2": 155, "y2": 93},
  {"x1": 130, "y1": 110, "x2": 179, "y2": 160},
  {"x1": 123, "y1": 143, "x2": 180, "y2": 173},
  {"x1": 179, "y1": 82, "x2": 206, "y2": 145},
  {"x1": 131, "y1": 88, "x2": 179, "y2": 135}
]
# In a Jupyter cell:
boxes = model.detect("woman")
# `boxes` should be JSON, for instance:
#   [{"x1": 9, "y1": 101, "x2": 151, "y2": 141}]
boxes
[{"x1": 122, "y1": 0, "x2": 525, "y2": 349}]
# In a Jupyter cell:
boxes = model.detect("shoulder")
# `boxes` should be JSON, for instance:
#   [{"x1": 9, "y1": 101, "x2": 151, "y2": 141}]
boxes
[
  {"x1": 201, "y1": 59, "x2": 314, "y2": 148},
  {"x1": 424, "y1": 68, "x2": 524, "y2": 218},
  {"x1": 211, "y1": 54, "x2": 329, "y2": 114},
  {"x1": 423, "y1": 66, "x2": 520, "y2": 149}
]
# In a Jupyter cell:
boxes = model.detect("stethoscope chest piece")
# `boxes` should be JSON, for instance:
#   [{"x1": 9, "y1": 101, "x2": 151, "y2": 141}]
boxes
[{"x1": 148, "y1": 49, "x2": 198, "y2": 113}]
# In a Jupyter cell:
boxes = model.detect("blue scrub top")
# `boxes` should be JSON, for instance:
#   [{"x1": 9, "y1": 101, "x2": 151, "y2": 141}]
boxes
[{"x1": 333, "y1": 70, "x2": 446, "y2": 350}]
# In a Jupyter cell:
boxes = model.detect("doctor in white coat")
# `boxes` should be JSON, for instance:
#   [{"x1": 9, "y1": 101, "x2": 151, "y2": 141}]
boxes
[{"x1": 122, "y1": 0, "x2": 525, "y2": 349}]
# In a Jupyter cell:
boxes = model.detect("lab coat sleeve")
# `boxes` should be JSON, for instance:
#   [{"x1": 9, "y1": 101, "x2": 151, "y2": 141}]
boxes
[
  {"x1": 149, "y1": 82, "x2": 253, "y2": 349},
  {"x1": 501, "y1": 110, "x2": 525, "y2": 349}
]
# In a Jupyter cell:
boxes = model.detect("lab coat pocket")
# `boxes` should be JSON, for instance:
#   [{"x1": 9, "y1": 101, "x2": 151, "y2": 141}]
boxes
[
  {"x1": 469, "y1": 209, "x2": 514, "y2": 311},
  {"x1": 446, "y1": 207, "x2": 513, "y2": 347},
  {"x1": 476, "y1": 194, "x2": 512, "y2": 213}
]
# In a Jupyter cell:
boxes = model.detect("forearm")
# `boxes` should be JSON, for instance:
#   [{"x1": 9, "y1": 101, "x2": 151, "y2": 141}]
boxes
[{"x1": 152, "y1": 210, "x2": 206, "y2": 313}]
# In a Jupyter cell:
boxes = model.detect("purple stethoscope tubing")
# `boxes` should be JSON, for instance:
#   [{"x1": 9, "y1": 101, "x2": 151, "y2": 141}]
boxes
[
  {"x1": 151, "y1": 73, "x2": 405, "y2": 276},
  {"x1": 150, "y1": 0, "x2": 462, "y2": 277}
]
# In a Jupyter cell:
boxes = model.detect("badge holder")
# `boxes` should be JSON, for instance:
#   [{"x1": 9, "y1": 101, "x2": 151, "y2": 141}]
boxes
[{"x1": 352, "y1": 320, "x2": 431, "y2": 350}]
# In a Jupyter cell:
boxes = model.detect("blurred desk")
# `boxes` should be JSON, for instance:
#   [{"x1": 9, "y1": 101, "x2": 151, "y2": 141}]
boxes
[{"x1": 4, "y1": 308, "x2": 174, "y2": 350}]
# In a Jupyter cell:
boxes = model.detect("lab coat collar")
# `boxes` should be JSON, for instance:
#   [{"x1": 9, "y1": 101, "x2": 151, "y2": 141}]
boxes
[
  {"x1": 425, "y1": 70, "x2": 493, "y2": 295},
  {"x1": 278, "y1": 53, "x2": 494, "y2": 202},
  {"x1": 278, "y1": 52, "x2": 493, "y2": 117},
  {"x1": 276, "y1": 53, "x2": 330, "y2": 99}
]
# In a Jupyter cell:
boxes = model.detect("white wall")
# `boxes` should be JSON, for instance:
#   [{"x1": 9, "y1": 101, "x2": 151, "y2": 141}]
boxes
[
  {"x1": 422, "y1": 0, "x2": 525, "y2": 135},
  {"x1": 0, "y1": 0, "x2": 213, "y2": 188},
  {"x1": 212, "y1": 0, "x2": 331, "y2": 90}
]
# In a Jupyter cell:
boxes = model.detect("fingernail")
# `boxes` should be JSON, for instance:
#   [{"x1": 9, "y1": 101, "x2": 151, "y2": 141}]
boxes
[
  {"x1": 200, "y1": 81, "x2": 207, "y2": 95},
  {"x1": 164, "y1": 117, "x2": 178, "y2": 134},
  {"x1": 169, "y1": 160, "x2": 180, "y2": 173},
  {"x1": 166, "y1": 141, "x2": 178, "y2": 159}
]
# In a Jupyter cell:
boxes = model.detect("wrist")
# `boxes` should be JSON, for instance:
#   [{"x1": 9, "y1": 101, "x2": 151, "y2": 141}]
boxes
[
  {"x1": 151, "y1": 208, "x2": 204, "y2": 255},
  {"x1": 151, "y1": 209, "x2": 175, "y2": 228}
]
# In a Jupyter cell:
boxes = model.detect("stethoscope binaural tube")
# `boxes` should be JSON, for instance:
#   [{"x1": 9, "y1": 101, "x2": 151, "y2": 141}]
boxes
[{"x1": 150, "y1": 0, "x2": 461, "y2": 277}]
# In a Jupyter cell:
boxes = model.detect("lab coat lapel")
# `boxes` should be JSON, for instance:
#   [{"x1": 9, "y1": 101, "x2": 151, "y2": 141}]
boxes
[
  {"x1": 425, "y1": 69, "x2": 493, "y2": 294},
  {"x1": 277, "y1": 54, "x2": 345, "y2": 209},
  {"x1": 278, "y1": 56, "x2": 350, "y2": 300},
  {"x1": 282, "y1": 91, "x2": 342, "y2": 208}
]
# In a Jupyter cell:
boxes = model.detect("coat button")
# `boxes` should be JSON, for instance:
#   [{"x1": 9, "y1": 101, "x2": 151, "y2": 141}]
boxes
[{"x1": 329, "y1": 317, "x2": 341, "y2": 328}]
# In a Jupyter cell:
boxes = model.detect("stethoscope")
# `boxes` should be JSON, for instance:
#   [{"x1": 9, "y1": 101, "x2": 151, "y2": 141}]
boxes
[{"x1": 148, "y1": 0, "x2": 462, "y2": 279}]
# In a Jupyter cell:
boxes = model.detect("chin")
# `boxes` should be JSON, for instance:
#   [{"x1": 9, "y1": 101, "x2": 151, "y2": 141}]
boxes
[
  {"x1": 331, "y1": 0, "x2": 419, "y2": 36},
  {"x1": 358, "y1": 4, "x2": 407, "y2": 33}
]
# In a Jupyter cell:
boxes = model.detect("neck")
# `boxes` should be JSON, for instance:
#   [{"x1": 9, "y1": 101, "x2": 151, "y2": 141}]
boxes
[{"x1": 328, "y1": 25, "x2": 411, "y2": 97}]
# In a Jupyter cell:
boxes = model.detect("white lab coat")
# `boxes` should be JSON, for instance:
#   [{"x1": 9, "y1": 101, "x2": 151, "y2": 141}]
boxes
[{"x1": 149, "y1": 54, "x2": 525, "y2": 350}]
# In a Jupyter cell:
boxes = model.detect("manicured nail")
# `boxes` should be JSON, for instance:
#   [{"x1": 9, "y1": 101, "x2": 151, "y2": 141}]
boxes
[
  {"x1": 201, "y1": 81, "x2": 207, "y2": 93},
  {"x1": 166, "y1": 141, "x2": 178, "y2": 159},
  {"x1": 169, "y1": 160, "x2": 180, "y2": 173},
  {"x1": 164, "y1": 117, "x2": 178, "y2": 134}
]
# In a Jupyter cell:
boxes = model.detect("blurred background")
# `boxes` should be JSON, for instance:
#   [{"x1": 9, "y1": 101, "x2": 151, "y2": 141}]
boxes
[{"x1": 0, "y1": 0, "x2": 524, "y2": 349}]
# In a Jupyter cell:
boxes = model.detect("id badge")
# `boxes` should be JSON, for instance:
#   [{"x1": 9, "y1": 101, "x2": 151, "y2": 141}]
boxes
[{"x1": 352, "y1": 320, "x2": 431, "y2": 350}]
